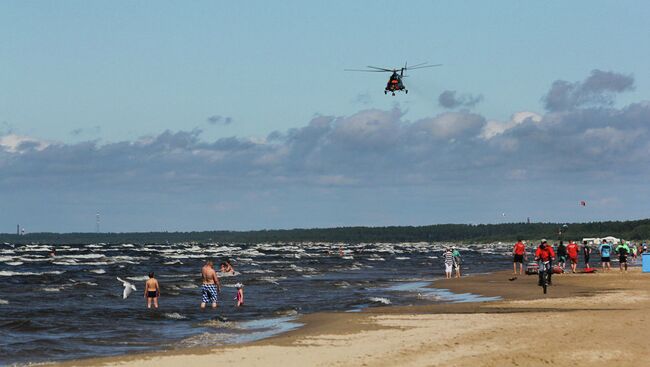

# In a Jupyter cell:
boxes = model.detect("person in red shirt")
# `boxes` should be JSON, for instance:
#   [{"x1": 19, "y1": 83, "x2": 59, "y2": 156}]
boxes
[
  {"x1": 566, "y1": 240, "x2": 579, "y2": 273},
  {"x1": 534, "y1": 240, "x2": 556, "y2": 286},
  {"x1": 512, "y1": 239, "x2": 526, "y2": 275}
]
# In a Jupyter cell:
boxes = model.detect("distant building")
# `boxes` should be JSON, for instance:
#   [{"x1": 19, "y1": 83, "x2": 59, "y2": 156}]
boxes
[{"x1": 582, "y1": 236, "x2": 621, "y2": 245}]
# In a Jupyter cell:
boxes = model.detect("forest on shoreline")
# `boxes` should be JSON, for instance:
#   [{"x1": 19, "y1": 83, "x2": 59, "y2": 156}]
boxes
[{"x1": 2, "y1": 219, "x2": 650, "y2": 245}]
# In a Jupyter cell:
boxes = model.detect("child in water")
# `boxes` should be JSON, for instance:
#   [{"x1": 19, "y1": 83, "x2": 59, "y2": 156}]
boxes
[{"x1": 234, "y1": 283, "x2": 244, "y2": 307}]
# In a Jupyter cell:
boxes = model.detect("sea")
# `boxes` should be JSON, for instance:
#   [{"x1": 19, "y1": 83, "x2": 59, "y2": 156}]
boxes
[{"x1": 0, "y1": 241, "x2": 518, "y2": 366}]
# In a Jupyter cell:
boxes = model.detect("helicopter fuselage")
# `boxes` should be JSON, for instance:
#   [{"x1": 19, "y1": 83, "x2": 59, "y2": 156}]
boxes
[{"x1": 385, "y1": 72, "x2": 407, "y2": 95}]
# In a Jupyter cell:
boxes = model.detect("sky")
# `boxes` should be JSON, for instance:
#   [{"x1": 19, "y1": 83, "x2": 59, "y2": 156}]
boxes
[{"x1": 1, "y1": 1, "x2": 650, "y2": 232}]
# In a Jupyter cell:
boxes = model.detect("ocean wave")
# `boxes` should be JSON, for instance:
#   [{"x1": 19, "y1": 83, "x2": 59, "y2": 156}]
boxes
[
  {"x1": 273, "y1": 307, "x2": 299, "y2": 317},
  {"x1": 368, "y1": 297, "x2": 391, "y2": 305},
  {"x1": 89, "y1": 269, "x2": 106, "y2": 274},
  {"x1": 217, "y1": 271, "x2": 240, "y2": 277},
  {"x1": 164, "y1": 260, "x2": 183, "y2": 265},
  {"x1": 254, "y1": 276, "x2": 286, "y2": 285},
  {"x1": 126, "y1": 275, "x2": 150, "y2": 281},
  {"x1": 5, "y1": 261, "x2": 24, "y2": 266},
  {"x1": 164, "y1": 312, "x2": 188, "y2": 320},
  {"x1": 176, "y1": 332, "x2": 233, "y2": 348},
  {"x1": 0, "y1": 270, "x2": 64, "y2": 276},
  {"x1": 245, "y1": 269, "x2": 274, "y2": 274},
  {"x1": 0, "y1": 299, "x2": 8, "y2": 305},
  {"x1": 57, "y1": 254, "x2": 104, "y2": 259},
  {"x1": 201, "y1": 319, "x2": 240, "y2": 329}
]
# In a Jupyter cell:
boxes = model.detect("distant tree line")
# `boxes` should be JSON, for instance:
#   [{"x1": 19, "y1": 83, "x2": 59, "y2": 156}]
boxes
[{"x1": 3, "y1": 219, "x2": 650, "y2": 245}]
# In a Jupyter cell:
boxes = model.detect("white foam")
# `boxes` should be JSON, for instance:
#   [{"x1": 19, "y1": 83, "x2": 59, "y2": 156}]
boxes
[
  {"x1": 246, "y1": 269, "x2": 274, "y2": 274},
  {"x1": 164, "y1": 312, "x2": 188, "y2": 320},
  {"x1": 395, "y1": 256, "x2": 410, "y2": 260},
  {"x1": 58, "y1": 254, "x2": 104, "y2": 259},
  {"x1": 0, "y1": 299, "x2": 9, "y2": 305},
  {"x1": 368, "y1": 297, "x2": 391, "y2": 305},
  {"x1": 43, "y1": 287, "x2": 62, "y2": 292},
  {"x1": 217, "y1": 271, "x2": 240, "y2": 277},
  {"x1": 258, "y1": 276, "x2": 286, "y2": 284},
  {"x1": 0, "y1": 270, "x2": 63, "y2": 276},
  {"x1": 5, "y1": 261, "x2": 23, "y2": 266},
  {"x1": 126, "y1": 275, "x2": 149, "y2": 281},
  {"x1": 89, "y1": 269, "x2": 106, "y2": 274}
]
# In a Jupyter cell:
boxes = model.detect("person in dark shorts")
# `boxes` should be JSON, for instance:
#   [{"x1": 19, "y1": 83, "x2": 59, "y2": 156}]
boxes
[
  {"x1": 556, "y1": 241, "x2": 567, "y2": 270},
  {"x1": 512, "y1": 239, "x2": 526, "y2": 275},
  {"x1": 599, "y1": 240, "x2": 613, "y2": 271},
  {"x1": 582, "y1": 240, "x2": 592, "y2": 269},
  {"x1": 615, "y1": 242, "x2": 630, "y2": 272},
  {"x1": 144, "y1": 272, "x2": 160, "y2": 309}
]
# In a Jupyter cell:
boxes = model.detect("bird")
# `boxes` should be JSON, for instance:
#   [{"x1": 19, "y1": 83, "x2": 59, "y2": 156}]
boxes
[{"x1": 117, "y1": 277, "x2": 137, "y2": 299}]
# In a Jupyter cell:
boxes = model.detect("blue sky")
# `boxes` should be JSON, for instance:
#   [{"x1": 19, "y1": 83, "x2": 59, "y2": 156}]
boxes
[{"x1": 1, "y1": 1, "x2": 650, "y2": 232}]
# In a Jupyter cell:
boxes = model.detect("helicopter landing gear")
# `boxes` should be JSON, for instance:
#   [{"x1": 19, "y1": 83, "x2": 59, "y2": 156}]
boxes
[{"x1": 405, "y1": 89, "x2": 408, "y2": 94}]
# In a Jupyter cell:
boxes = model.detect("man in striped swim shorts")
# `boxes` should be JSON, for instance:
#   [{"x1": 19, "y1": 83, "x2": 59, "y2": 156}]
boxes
[{"x1": 200, "y1": 260, "x2": 221, "y2": 309}]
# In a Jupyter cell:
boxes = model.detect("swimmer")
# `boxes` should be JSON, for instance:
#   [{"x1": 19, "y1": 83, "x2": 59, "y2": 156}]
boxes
[
  {"x1": 220, "y1": 260, "x2": 234, "y2": 274},
  {"x1": 144, "y1": 272, "x2": 160, "y2": 309}
]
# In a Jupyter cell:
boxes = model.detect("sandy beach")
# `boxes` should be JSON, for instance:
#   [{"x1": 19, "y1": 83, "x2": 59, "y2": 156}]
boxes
[{"x1": 51, "y1": 267, "x2": 650, "y2": 367}]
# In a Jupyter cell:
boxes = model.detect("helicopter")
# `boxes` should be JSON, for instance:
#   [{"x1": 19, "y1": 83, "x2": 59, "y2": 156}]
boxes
[{"x1": 345, "y1": 62, "x2": 441, "y2": 96}]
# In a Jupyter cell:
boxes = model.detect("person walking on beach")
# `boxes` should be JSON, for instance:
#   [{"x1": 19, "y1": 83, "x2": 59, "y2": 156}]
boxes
[
  {"x1": 615, "y1": 242, "x2": 630, "y2": 272},
  {"x1": 582, "y1": 240, "x2": 592, "y2": 269},
  {"x1": 556, "y1": 241, "x2": 567, "y2": 271},
  {"x1": 566, "y1": 240, "x2": 579, "y2": 273},
  {"x1": 443, "y1": 248, "x2": 454, "y2": 279},
  {"x1": 452, "y1": 246, "x2": 462, "y2": 278},
  {"x1": 144, "y1": 272, "x2": 160, "y2": 309},
  {"x1": 512, "y1": 239, "x2": 526, "y2": 275},
  {"x1": 200, "y1": 260, "x2": 221, "y2": 309},
  {"x1": 599, "y1": 240, "x2": 613, "y2": 272}
]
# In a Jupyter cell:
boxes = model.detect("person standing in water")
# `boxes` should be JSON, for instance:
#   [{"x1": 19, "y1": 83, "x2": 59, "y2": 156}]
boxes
[
  {"x1": 443, "y1": 248, "x2": 454, "y2": 279},
  {"x1": 200, "y1": 260, "x2": 221, "y2": 309},
  {"x1": 144, "y1": 272, "x2": 160, "y2": 309},
  {"x1": 452, "y1": 247, "x2": 462, "y2": 278},
  {"x1": 235, "y1": 283, "x2": 244, "y2": 307}
]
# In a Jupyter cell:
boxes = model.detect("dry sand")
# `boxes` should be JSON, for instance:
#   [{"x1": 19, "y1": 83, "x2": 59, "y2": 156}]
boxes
[{"x1": 53, "y1": 268, "x2": 650, "y2": 367}]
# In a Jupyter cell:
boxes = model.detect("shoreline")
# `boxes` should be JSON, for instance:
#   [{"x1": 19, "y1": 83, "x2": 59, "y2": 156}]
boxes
[{"x1": 50, "y1": 267, "x2": 650, "y2": 367}]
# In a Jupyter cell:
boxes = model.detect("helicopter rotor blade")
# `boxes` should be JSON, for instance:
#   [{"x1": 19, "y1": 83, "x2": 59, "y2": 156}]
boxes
[
  {"x1": 344, "y1": 69, "x2": 391, "y2": 72},
  {"x1": 366, "y1": 65, "x2": 395, "y2": 72},
  {"x1": 406, "y1": 63, "x2": 443, "y2": 71}
]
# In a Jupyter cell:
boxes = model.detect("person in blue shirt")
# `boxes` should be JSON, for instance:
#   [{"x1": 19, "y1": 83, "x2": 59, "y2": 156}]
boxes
[{"x1": 599, "y1": 240, "x2": 613, "y2": 272}]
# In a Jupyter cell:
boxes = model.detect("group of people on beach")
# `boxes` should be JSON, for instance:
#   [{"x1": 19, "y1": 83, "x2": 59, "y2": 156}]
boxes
[
  {"x1": 142, "y1": 259, "x2": 244, "y2": 309},
  {"x1": 512, "y1": 238, "x2": 648, "y2": 275}
]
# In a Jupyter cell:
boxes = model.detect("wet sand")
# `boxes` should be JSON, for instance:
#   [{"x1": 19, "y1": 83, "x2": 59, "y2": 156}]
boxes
[{"x1": 53, "y1": 268, "x2": 650, "y2": 367}]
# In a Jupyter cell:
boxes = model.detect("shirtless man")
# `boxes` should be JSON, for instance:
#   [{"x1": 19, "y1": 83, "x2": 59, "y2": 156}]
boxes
[
  {"x1": 144, "y1": 272, "x2": 160, "y2": 309},
  {"x1": 200, "y1": 260, "x2": 221, "y2": 309}
]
